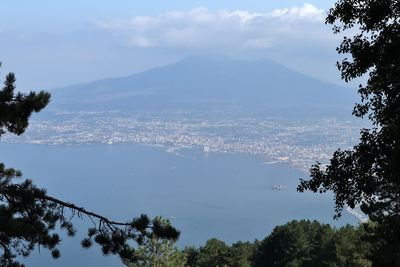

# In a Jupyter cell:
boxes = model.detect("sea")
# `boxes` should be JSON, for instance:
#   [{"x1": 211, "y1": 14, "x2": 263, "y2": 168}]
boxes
[{"x1": 0, "y1": 143, "x2": 359, "y2": 267}]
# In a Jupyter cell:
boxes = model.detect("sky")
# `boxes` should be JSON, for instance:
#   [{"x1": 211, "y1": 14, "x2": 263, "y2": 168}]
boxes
[{"x1": 0, "y1": 1, "x2": 347, "y2": 90}]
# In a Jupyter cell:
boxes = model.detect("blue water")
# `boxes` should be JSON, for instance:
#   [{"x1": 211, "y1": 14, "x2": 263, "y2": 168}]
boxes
[{"x1": 0, "y1": 143, "x2": 358, "y2": 267}]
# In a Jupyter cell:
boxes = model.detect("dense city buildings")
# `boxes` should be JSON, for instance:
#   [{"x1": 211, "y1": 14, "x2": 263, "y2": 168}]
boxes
[{"x1": 4, "y1": 110, "x2": 363, "y2": 171}]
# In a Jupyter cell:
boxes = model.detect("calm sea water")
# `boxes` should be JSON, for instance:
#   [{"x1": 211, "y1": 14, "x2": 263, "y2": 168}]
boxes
[{"x1": 1, "y1": 143, "x2": 358, "y2": 267}]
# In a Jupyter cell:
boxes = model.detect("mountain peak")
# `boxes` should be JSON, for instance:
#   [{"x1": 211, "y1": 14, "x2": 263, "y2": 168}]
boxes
[{"x1": 52, "y1": 55, "x2": 357, "y2": 115}]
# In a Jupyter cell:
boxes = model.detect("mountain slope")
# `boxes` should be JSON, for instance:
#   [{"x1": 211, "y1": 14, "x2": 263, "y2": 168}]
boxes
[{"x1": 49, "y1": 55, "x2": 357, "y2": 115}]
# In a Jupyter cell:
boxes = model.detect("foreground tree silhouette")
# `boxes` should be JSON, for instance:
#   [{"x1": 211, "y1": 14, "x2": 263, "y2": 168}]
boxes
[
  {"x1": 0, "y1": 66, "x2": 179, "y2": 266},
  {"x1": 298, "y1": 1, "x2": 400, "y2": 265}
]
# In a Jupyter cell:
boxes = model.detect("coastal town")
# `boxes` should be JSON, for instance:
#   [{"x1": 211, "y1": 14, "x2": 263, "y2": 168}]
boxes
[{"x1": 4, "y1": 110, "x2": 363, "y2": 171}]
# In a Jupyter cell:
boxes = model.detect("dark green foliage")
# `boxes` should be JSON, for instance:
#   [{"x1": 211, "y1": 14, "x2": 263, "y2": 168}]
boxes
[
  {"x1": 184, "y1": 239, "x2": 253, "y2": 267},
  {"x1": 196, "y1": 238, "x2": 230, "y2": 267},
  {"x1": 184, "y1": 221, "x2": 369, "y2": 267},
  {"x1": 182, "y1": 246, "x2": 199, "y2": 266},
  {"x1": 0, "y1": 65, "x2": 179, "y2": 266},
  {"x1": 297, "y1": 1, "x2": 400, "y2": 265},
  {"x1": 332, "y1": 225, "x2": 372, "y2": 266},
  {"x1": 253, "y1": 220, "x2": 370, "y2": 267},
  {"x1": 0, "y1": 163, "x2": 65, "y2": 267},
  {"x1": 253, "y1": 220, "x2": 330, "y2": 267},
  {"x1": 226, "y1": 241, "x2": 254, "y2": 267},
  {"x1": 0, "y1": 68, "x2": 50, "y2": 136}
]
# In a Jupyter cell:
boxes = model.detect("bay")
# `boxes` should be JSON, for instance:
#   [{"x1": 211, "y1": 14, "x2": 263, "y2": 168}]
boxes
[{"x1": 0, "y1": 143, "x2": 358, "y2": 267}]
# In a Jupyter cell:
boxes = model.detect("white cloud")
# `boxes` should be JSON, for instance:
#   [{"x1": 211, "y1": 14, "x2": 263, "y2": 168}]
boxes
[
  {"x1": 96, "y1": 3, "x2": 329, "y2": 50},
  {"x1": 270, "y1": 3, "x2": 324, "y2": 21}
]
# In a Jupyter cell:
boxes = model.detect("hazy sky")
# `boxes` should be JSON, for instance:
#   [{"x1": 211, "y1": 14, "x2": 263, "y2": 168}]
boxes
[{"x1": 0, "y1": 1, "x2": 346, "y2": 90}]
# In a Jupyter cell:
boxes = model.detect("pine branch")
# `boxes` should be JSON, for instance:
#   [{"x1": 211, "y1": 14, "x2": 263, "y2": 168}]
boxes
[{"x1": 41, "y1": 195, "x2": 132, "y2": 227}]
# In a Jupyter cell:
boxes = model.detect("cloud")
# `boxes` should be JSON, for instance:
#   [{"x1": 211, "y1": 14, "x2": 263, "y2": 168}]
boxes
[
  {"x1": 95, "y1": 3, "x2": 329, "y2": 50},
  {"x1": 270, "y1": 3, "x2": 324, "y2": 21}
]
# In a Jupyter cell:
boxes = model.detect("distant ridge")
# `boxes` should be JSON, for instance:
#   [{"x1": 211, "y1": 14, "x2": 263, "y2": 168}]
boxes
[{"x1": 49, "y1": 55, "x2": 357, "y2": 116}]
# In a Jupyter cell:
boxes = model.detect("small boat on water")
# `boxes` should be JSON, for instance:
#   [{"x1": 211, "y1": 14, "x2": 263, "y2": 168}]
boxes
[{"x1": 271, "y1": 185, "x2": 287, "y2": 191}]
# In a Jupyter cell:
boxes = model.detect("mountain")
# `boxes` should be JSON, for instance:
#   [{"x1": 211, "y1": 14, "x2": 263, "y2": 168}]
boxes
[{"x1": 48, "y1": 55, "x2": 357, "y2": 116}]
